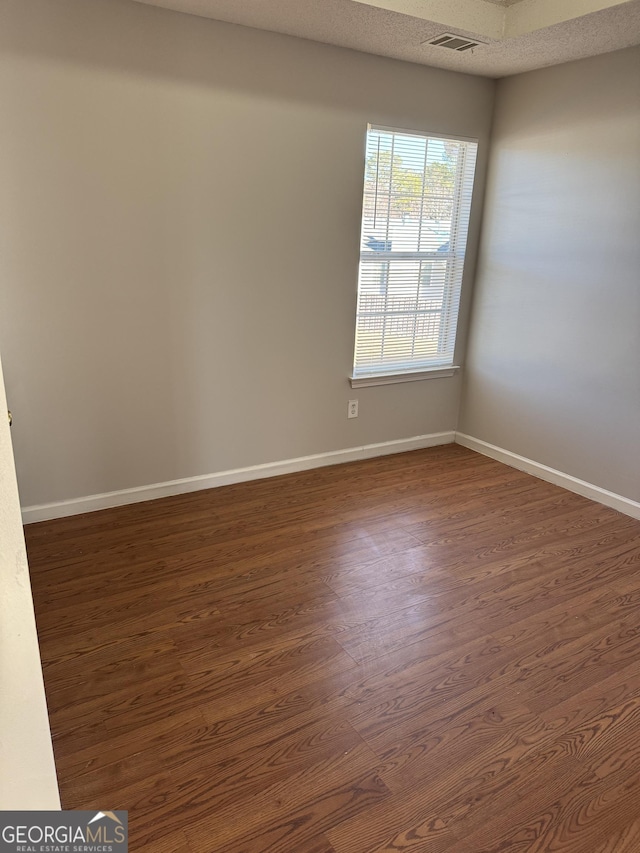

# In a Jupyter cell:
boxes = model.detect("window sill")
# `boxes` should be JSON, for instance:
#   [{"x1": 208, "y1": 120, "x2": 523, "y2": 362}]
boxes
[{"x1": 350, "y1": 366, "x2": 460, "y2": 388}]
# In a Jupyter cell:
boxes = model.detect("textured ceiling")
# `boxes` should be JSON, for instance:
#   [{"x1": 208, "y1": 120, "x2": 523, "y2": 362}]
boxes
[{"x1": 131, "y1": 0, "x2": 640, "y2": 77}]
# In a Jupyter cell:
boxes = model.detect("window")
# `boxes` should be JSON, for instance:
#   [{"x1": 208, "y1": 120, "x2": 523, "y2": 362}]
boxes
[{"x1": 352, "y1": 125, "x2": 478, "y2": 386}]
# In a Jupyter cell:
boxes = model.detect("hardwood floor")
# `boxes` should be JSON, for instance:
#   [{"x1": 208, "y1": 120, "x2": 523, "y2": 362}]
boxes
[{"x1": 24, "y1": 444, "x2": 640, "y2": 852}]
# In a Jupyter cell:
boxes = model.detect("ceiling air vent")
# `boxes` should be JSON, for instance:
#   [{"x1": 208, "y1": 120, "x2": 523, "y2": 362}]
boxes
[{"x1": 424, "y1": 33, "x2": 484, "y2": 52}]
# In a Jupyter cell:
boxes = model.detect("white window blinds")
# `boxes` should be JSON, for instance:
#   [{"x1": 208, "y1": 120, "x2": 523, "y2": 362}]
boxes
[{"x1": 352, "y1": 126, "x2": 478, "y2": 381}]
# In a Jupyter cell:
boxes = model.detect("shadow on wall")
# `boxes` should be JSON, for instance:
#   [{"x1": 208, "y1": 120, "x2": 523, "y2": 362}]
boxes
[{"x1": 0, "y1": 0, "x2": 487, "y2": 116}]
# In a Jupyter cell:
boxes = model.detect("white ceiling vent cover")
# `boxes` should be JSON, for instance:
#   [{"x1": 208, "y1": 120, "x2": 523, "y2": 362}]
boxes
[{"x1": 424, "y1": 33, "x2": 485, "y2": 52}]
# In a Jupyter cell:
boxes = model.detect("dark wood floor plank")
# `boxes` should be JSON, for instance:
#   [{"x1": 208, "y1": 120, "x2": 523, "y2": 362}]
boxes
[
  {"x1": 55, "y1": 706, "x2": 207, "y2": 779},
  {"x1": 538, "y1": 659, "x2": 640, "y2": 734},
  {"x1": 189, "y1": 766, "x2": 389, "y2": 853},
  {"x1": 577, "y1": 698, "x2": 640, "y2": 783},
  {"x1": 326, "y1": 713, "x2": 566, "y2": 852},
  {"x1": 43, "y1": 635, "x2": 182, "y2": 712},
  {"x1": 23, "y1": 444, "x2": 640, "y2": 852},
  {"x1": 134, "y1": 829, "x2": 192, "y2": 853},
  {"x1": 594, "y1": 819, "x2": 640, "y2": 853},
  {"x1": 339, "y1": 588, "x2": 635, "y2": 753},
  {"x1": 65, "y1": 711, "x2": 364, "y2": 818},
  {"x1": 132, "y1": 743, "x2": 388, "y2": 849},
  {"x1": 457, "y1": 762, "x2": 640, "y2": 852}
]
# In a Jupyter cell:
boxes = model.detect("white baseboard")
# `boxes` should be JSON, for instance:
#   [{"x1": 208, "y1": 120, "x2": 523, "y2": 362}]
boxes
[
  {"x1": 22, "y1": 431, "x2": 455, "y2": 524},
  {"x1": 455, "y1": 432, "x2": 640, "y2": 521}
]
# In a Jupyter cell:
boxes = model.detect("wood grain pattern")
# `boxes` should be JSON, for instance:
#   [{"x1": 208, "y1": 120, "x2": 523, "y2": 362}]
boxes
[
  {"x1": 25, "y1": 444, "x2": 640, "y2": 852},
  {"x1": 594, "y1": 819, "x2": 640, "y2": 853}
]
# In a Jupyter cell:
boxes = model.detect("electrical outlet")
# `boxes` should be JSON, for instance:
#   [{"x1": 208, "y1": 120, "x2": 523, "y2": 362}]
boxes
[{"x1": 348, "y1": 399, "x2": 359, "y2": 419}]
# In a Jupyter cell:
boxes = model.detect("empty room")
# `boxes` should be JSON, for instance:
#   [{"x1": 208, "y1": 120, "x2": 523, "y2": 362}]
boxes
[{"x1": 1, "y1": 0, "x2": 640, "y2": 850}]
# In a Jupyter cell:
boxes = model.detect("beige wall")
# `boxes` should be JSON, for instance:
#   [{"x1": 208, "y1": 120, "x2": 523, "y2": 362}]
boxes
[
  {"x1": 0, "y1": 353, "x2": 59, "y2": 807},
  {"x1": 0, "y1": 0, "x2": 493, "y2": 509},
  {"x1": 460, "y1": 46, "x2": 640, "y2": 502}
]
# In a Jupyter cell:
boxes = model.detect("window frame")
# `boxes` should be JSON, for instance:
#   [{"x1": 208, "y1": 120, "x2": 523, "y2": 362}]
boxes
[{"x1": 350, "y1": 124, "x2": 479, "y2": 388}]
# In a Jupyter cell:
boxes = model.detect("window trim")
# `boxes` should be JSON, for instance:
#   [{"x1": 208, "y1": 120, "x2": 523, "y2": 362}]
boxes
[
  {"x1": 351, "y1": 124, "x2": 479, "y2": 384},
  {"x1": 371, "y1": 125, "x2": 479, "y2": 146},
  {"x1": 349, "y1": 365, "x2": 460, "y2": 388}
]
